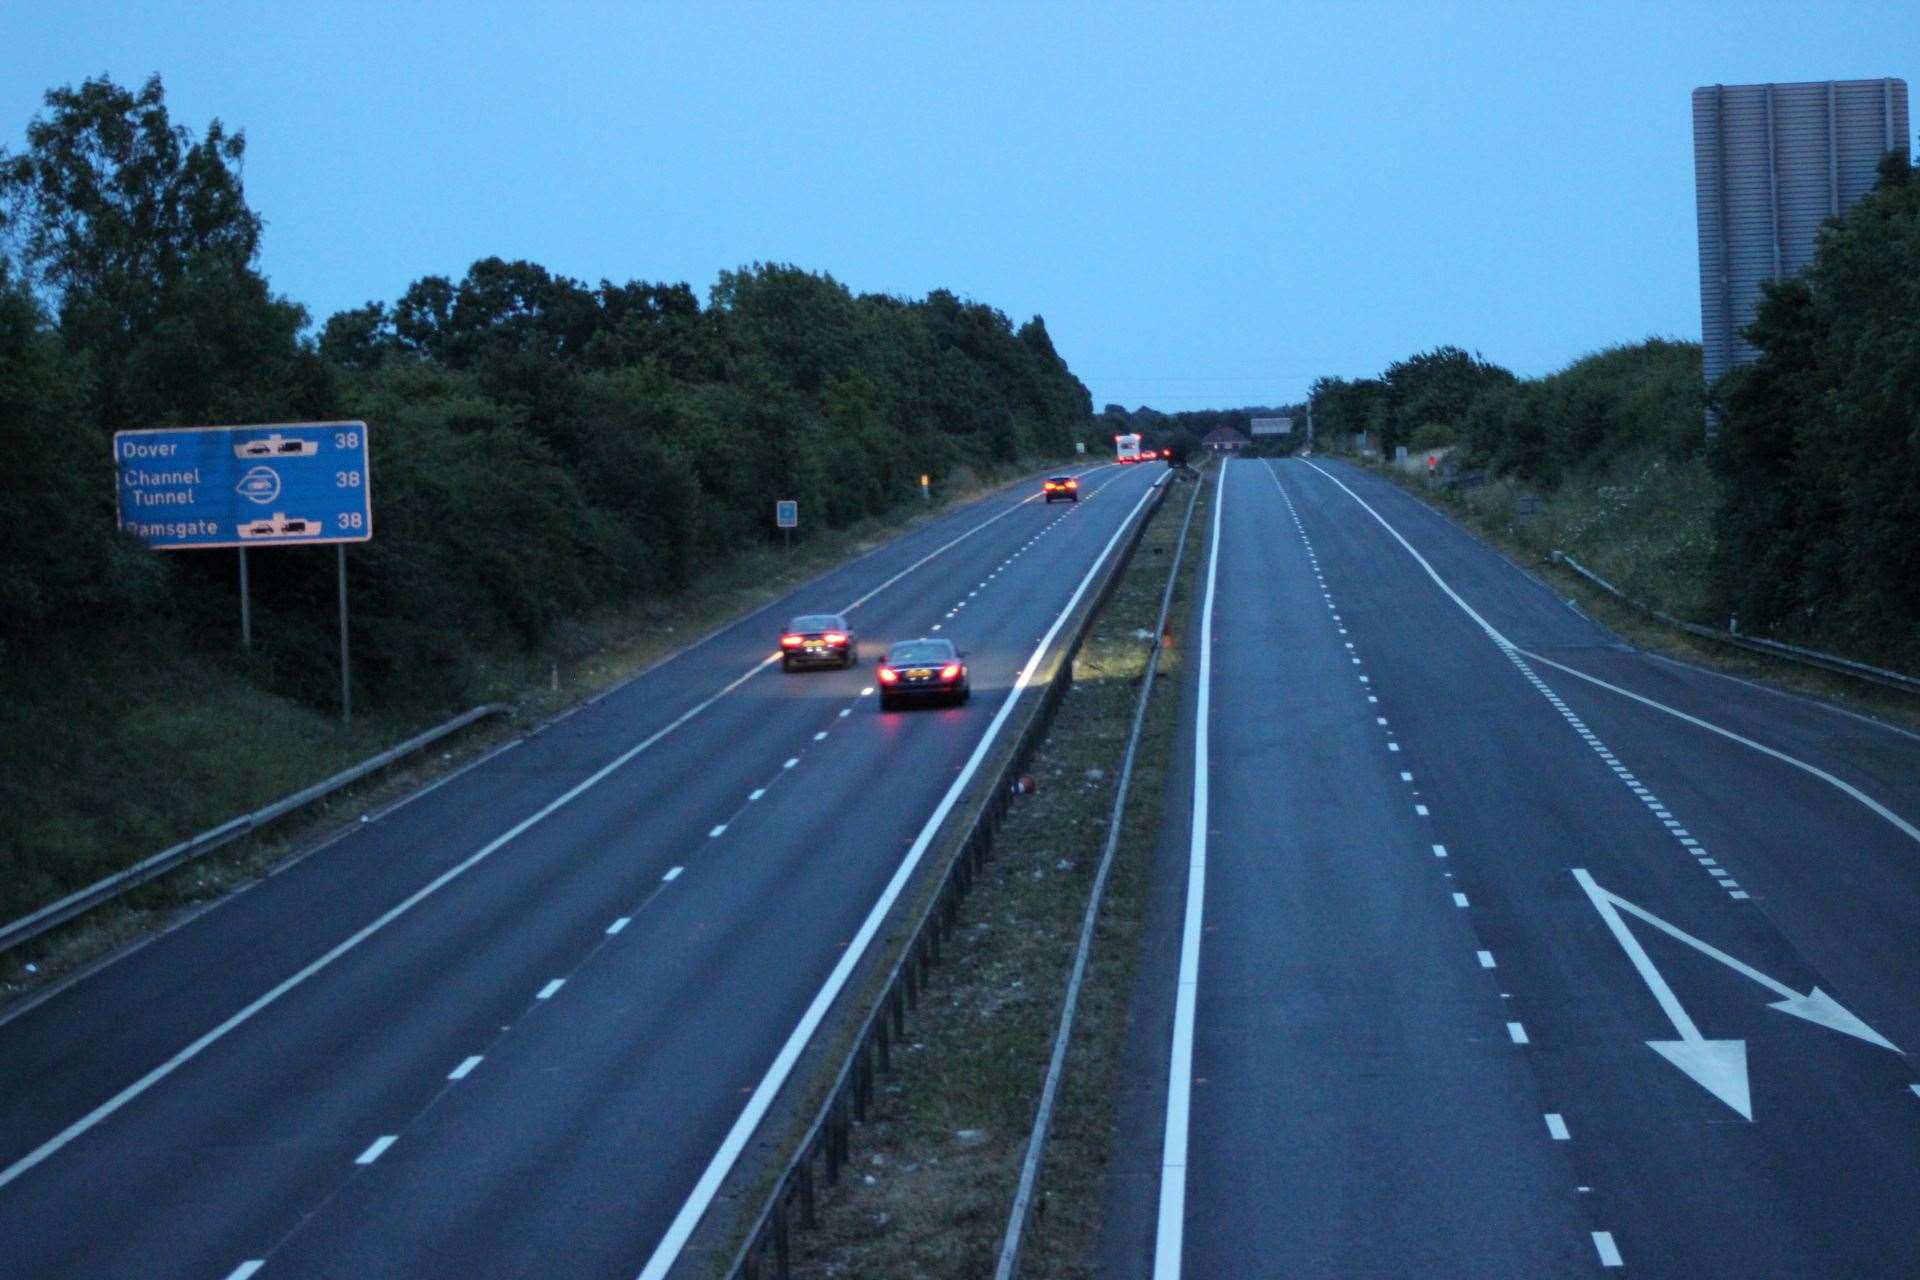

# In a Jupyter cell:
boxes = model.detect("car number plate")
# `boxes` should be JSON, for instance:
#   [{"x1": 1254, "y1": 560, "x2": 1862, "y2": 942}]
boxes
[{"x1": 908, "y1": 668, "x2": 933, "y2": 678}]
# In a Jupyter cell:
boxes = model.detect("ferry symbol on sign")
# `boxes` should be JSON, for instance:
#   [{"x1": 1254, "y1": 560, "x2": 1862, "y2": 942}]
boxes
[{"x1": 236, "y1": 466, "x2": 282, "y2": 505}]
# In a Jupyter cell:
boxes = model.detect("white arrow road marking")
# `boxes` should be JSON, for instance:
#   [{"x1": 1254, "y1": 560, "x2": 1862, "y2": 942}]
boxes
[
  {"x1": 1577, "y1": 869, "x2": 1903, "y2": 1118},
  {"x1": 1574, "y1": 868, "x2": 1752, "y2": 1120},
  {"x1": 1599, "y1": 879, "x2": 1901, "y2": 1053}
]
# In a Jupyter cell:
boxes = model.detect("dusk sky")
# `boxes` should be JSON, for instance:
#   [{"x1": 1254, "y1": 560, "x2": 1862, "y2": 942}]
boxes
[{"x1": 4, "y1": 1, "x2": 1914, "y2": 409}]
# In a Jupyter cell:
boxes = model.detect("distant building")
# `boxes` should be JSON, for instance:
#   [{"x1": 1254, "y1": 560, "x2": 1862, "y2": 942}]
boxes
[{"x1": 1200, "y1": 426, "x2": 1250, "y2": 454}]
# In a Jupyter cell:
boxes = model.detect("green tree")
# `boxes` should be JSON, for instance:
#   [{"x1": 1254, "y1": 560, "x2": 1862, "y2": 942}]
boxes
[{"x1": 1, "y1": 74, "x2": 326, "y2": 429}]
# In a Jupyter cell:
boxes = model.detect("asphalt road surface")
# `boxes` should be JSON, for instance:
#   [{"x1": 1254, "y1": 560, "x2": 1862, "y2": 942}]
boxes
[
  {"x1": 1118, "y1": 456, "x2": 1920, "y2": 1278},
  {"x1": 0, "y1": 460, "x2": 1164, "y2": 1280}
]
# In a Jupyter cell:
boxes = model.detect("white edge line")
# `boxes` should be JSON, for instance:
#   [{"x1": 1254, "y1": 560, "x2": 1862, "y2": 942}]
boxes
[
  {"x1": 635, "y1": 473, "x2": 1163, "y2": 1280},
  {"x1": 1301, "y1": 459, "x2": 1920, "y2": 852},
  {"x1": 0, "y1": 465, "x2": 1143, "y2": 1193},
  {"x1": 1153, "y1": 456, "x2": 1226, "y2": 1279},
  {"x1": 0, "y1": 644, "x2": 773, "y2": 1194}
]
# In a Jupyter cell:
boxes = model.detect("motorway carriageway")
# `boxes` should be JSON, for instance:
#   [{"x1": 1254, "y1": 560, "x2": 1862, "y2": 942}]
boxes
[
  {"x1": 0, "y1": 459, "x2": 1164, "y2": 1280},
  {"x1": 1113, "y1": 457, "x2": 1920, "y2": 1278}
]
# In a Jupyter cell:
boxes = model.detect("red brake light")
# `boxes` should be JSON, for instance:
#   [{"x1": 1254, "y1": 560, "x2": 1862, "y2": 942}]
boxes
[
  {"x1": 940, "y1": 663, "x2": 962, "y2": 680},
  {"x1": 824, "y1": 632, "x2": 848, "y2": 644},
  {"x1": 780, "y1": 634, "x2": 803, "y2": 647},
  {"x1": 877, "y1": 666, "x2": 899, "y2": 684}
]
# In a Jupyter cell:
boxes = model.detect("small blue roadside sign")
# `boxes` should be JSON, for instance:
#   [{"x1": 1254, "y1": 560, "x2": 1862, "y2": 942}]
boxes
[
  {"x1": 113, "y1": 421, "x2": 373, "y2": 550},
  {"x1": 776, "y1": 500, "x2": 798, "y2": 529}
]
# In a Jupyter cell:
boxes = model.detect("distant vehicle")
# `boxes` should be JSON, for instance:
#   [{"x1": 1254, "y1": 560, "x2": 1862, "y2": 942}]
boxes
[
  {"x1": 1115, "y1": 433, "x2": 1141, "y2": 464},
  {"x1": 876, "y1": 638, "x2": 969, "y2": 710},
  {"x1": 233, "y1": 433, "x2": 318, "y2": 459},
  {"x1": 237, "y1": 512, "x2": 319, "y2": 538},
  {"x1": 1042, "y1": 475, "x2": 1079, "y2": 503},
  {"x1": 780, "y1": 614, "x2": 858, "y2": 670}
]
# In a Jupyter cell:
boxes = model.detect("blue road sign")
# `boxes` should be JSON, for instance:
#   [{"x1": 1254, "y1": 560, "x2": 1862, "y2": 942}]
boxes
[
  {"x1": 776, "y1": 500, "x2": 798, "y2": 529},
  {"x1": 114, "y1": 421, "x2": 373, "y2": 550}
]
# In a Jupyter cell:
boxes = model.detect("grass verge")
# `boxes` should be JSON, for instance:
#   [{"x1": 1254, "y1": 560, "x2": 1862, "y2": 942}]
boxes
[
  {"x1": 0, "y1": 458, "x2": 1080, "y2": 1004},
  {"x1": 786, "y1": 466, "x2": 1211, "y2": 1279}
]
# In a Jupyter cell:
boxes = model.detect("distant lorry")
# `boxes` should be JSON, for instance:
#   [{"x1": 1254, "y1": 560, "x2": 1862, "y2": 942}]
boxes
[{"x1": 1114, "y1": 433, "x2": 1142, "y2": 463}]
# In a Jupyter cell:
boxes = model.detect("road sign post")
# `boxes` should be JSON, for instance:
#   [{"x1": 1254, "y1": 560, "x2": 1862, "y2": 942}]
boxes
[
  {"x1": 776, "y1": 499, "x2": 798, "y2": 549},
  {"x1": 113, "y1": 421, "x2": 373, "y2": 722}
]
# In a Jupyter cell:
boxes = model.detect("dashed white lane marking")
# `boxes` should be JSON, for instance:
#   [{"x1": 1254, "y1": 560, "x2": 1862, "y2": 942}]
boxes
[
  {"x1": 1478, "y1": 950, "x2": 1496, "y2": 968},
  {"x1": 1302, "y1": 457, "x2": 1920, "y2": 892},
  {"x1": 813, "y1": 731, "x2": 828, "y2": 741},
  {"x1": 649, "y1": 469, "x2": 1164, "y2": 1280},
  {"x1": 1546, "y1": 1113, "x2": 1570, "y2": 1140},
  {"x1": 783, "y1": 758, "x2": 799, "y2": 768},
  {"x1": 1415, "y1": 804, "x2": 1429, "y2": 816},
  {"x1": 607, "y1": 916, "x2": 632, "y2": 933},
  {"x1": 860, "y1": 687, "x2": 874, "y2": 696},
  {"x1": 1453, "y1": 892, "x2": 1470, "y2": 908},
  {"x1": 838, "y1": 708, "x2": 851, "y2": 718},
  {"x1": 931, "y1": 624, "x2": 942, "y2": 631},
  {"x1": 536, "y1": 979, "x2": 565, "y2": 1000},
  {"x1": 749, "y1": 788, "x2": 766, "y2": 800},
  {"x1": 708, "y1": 824, "x2": 728, "y2": 838},
  {"x1": 1593, "y1": 1231, "x2": 1624, "y2": 1267},
  {"x1": 1507, "y1": 1022, "x2": 1529, "y2": 1044},
  {"x1": 1433, "y1": 844, "x2": 1448, "y2": 858},
  {"x1": 662, "y1": 867, "x2": 683, "y2": 882},
  {"x1": 1910, "y1": 1084, "x2": 1920, "y2": 1101},
  {"x1": 225, "y1": 1263, "x2": 265, "y2": 1280},
  {"x1": 1387, "y1": 742, "x2": 1400, "y2": 752},
  {"x1": 1375, "y1": 716, "x2": 1388, "y2": 725},
  {"x1": 1402, "y1": 772, "x2": 1413, "y2": 782},
  {"x1": 449, "y1": 1055, "x2": 483, "y2": 1081},
  {"x1": 355, "y1": 1135, "x2": 397, "y2": 1165}
]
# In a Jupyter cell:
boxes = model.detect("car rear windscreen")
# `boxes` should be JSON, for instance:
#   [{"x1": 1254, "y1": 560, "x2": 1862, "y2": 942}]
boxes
[
  {"x1": 888, "y1": 642, "x2": 952, "y2": 665},
  {"x1": 790, "y1": 615, "x2": 842, "y2": 631}
]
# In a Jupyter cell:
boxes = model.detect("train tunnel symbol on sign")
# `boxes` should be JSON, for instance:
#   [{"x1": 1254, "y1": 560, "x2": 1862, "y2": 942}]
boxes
[{"x1": 236, "y1": 466, "x2": 282, "y2": 505}]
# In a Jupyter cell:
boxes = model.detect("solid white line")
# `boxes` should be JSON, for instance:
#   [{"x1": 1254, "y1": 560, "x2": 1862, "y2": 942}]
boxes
[
  {"x1": 355, "y1": 1135, "x2": 397, "y2": 1165},
  {"x1": 1478, "y1": 950, "x2": 1496, "y2": 968},
  {"x1": 662, "y1": 868, "x2": 683, "y2": 883},
  {"x1": 637, "y1": 473, "x2": 1163, "y2": 1280},
  {"x1": 1508, "y1": 1021, "x2": 1529, "y2": 1044},
  {"x1": 607, "y1": 916, "x2": 631, "y2": 933},
  {"x1": 536, "y1": 979, "x2": 564, "y2": 1000},
  {"x1": 224, "y1": 1263, "x2": 265, "y2": 1280},
  {"x1": 0, "y1": 654, "x2": 790, "y2": 1194},
  {"x1": 1546, "y1": 1112, "x2": 1570, "y2": 1140},
  {"x1": 1300, "y1": 459, "x2": 1920, "y2": 853},
  {"x1": 448, "y1": 1055, "x2": 483, "y2": 1081},
  {"x1": 1152, "y1": 461, "x2": 1226, "y2": 1280},
  {"x1": 1593, "y1": 1231, "x2": 1624, "y2": 1267}
]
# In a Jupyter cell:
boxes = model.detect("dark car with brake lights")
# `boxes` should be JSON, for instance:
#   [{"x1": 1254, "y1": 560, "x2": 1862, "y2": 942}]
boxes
[
  {"x1": 780, "y1": 614, "x2": 858, "y2": 670},
  {"x1": 1042, "y1": 475, "x2": 1079, "y2": 502},
  {"x1": 876, "y1": 638, "x2": 969, "y2": 709}
]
